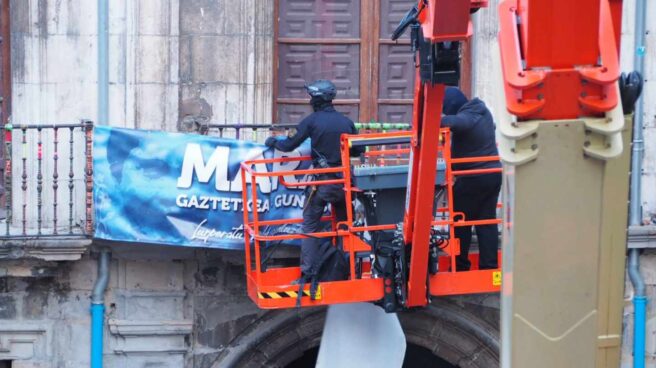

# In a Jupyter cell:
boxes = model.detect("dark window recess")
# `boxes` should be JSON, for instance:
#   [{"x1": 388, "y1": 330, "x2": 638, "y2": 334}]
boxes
[{"x1": 0, "y1": 361, "x2": 12, "y2": 368}]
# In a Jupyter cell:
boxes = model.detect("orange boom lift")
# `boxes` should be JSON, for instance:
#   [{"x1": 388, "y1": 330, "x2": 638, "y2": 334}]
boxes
[
  {"x1": 241, "y1": 0, "x2": 623, "y2": 314},
  {"x1": 242, "y1": 0, "x2": 634, "y2": 367}
]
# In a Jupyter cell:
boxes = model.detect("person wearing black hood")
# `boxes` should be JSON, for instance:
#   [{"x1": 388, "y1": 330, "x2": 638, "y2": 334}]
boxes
[
  {"x1": 265, "y1": 80, "x2": 363, "y2": 280},
  {"x1": 441, "y1": 87, "x2": 502, "y2": 271}
]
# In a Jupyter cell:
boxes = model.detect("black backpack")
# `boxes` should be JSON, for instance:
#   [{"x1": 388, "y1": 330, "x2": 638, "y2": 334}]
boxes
[
  {"x1": 315, "y1": 241, "x2": 349, "y2": 282},
  {"x1": 296, "y1": 241, "x2": 349, "y2": 306}
]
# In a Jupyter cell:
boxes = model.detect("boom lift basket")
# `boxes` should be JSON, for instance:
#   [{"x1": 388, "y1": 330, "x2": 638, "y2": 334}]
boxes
[{"x1": 241, "y1": 129, "x2": 503, "y2": 310}]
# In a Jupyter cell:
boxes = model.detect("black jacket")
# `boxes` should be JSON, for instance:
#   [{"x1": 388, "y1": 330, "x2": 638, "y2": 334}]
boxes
[
  {"x1": 441, "y1": 98, "x2": 502, "y2": 171},
  {"x1": 272, "y1": 106, "x2": 363, "y2": 166}
]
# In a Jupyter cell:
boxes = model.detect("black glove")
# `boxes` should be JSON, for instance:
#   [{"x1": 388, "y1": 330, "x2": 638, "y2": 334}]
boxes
[{"x1": 265, "y1": 137, "x2": 277, "y2": 148}]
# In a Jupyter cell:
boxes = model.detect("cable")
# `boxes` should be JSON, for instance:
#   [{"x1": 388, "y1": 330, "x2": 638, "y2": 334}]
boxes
[{"x1": 259, "y1": 229, "x2": 339, "y2": 269}]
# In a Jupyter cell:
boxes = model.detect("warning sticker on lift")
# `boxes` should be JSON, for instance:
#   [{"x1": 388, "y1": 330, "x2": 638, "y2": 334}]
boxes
[
  {"x1": 492, "y1": 271, "x2": 502, "y2": 286},
  {"x1": 258, "y1": 286, "x2": 322, "y2": 300}
]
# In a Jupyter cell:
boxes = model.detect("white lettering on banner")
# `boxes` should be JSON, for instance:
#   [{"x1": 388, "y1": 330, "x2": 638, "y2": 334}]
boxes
[
  {"x1": 176, "y1": 194, "x2": 274, "y2": 213},
  {"x1": 189, "y1": 220, "x2": 302, "y2": 244},
  {"x1": 176, "y1": 144, "x2": 275, "y2": 194},
  {"x1": 177, "y1": 144, "x2": 231, "y2": 191},
  {"x1": 273, "y1": 194, "x2": 305, "y2": 208},
  {"x1": 231, "y1": 148, "x2": 273, "y2": 193},
  {"x1": 191, "y1": 220, "x2": 246, "y2": 243}
]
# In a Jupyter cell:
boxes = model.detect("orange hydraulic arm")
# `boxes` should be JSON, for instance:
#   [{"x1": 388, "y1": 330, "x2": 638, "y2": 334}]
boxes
[
  {"x1": 396, "y1": 0, "x2": 486, "y2": 308},
  {"x1": 498, "y1": 0, "x2": 620, "y2": 120}
]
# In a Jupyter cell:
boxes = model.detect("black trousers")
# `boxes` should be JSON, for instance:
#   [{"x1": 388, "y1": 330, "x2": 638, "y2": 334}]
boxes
[
  {"x1": 301, "y1": 182, "x2": 346, "y2": 275},
  {"x1": 453, "y1": 172, "x2": 502, "y2": 271}
]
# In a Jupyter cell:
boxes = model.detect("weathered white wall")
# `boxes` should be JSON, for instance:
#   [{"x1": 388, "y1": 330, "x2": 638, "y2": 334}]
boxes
[
  {"x1": 7, "y1": 0, "x2": 274, "y2": 232},
  {"x1": 11, "y1": 0, "x2": 98, "y2": 125},
  {"x1": 178, "y1": 0, "x2": 273, "y2": 128},
  {"x1": 108, "y1": 0, "x2": 181, "y2": 131},
  {"x1": 0, "y1": 250, "x2": 263, "y2": 368},
  {"x1": 11, "y1": 0, "x2": 273, "y2": 130}
]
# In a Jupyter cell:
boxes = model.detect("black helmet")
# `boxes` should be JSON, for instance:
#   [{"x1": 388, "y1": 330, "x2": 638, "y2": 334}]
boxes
[{"x1": 304, "y1": 80, "x2": 337, "y2": 101}]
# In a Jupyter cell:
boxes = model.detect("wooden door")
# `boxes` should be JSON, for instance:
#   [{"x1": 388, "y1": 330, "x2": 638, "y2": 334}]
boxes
[{"x1": 275, "y1": 0, "x2": 419, "y2": 124}]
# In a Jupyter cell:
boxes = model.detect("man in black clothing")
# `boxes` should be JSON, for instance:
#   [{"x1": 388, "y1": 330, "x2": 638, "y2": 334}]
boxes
[
  {"x1": 265, "y1": 80, "x2": 363, "y2": 278},
  {"x1": 441, "y1": 87, "x2": 502, "y2": 271}
]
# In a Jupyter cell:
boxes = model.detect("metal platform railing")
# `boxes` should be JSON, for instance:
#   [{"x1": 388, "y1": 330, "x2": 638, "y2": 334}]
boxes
[{"x1": 203, "y1": 122, "x2": 410, "y2": 141}]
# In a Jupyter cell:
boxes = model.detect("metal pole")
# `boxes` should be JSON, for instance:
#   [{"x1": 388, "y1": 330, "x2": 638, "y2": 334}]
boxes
[
  {"x1": 629, "y1": 0, "x2": 647, "y2": 366},
  {"x1": 97, "y1": 0, "x2": 109, "y2": 125},
  {"x1": 90, "y1": 249, "x2": 111, "y2": 368},
  {"x1": 629, "y1": 249, "x2": 646, "y2": 368},
  {"x1": 630, "y1": 0, "x2": 646, "y2": 225}
]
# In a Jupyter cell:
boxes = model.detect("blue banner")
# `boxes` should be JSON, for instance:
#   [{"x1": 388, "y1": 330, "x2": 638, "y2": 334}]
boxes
[{"x1": 93, "y1": 125, "x2": 311, "y2": 249}]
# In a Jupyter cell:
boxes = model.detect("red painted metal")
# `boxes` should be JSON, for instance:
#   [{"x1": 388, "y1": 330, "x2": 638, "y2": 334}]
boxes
[
  {"x1": 413, "y1": 0, "x2": 487, "y2": 42},
  {"x1": 406, "y1": 84, "x2": 445, "y2": 307},
  {"x1": 430, "y1": 269, "x2": 501, "y2": 295},
  {"x1": 432, "y1": 251, "x2": 502, "y2": 295},
  {"x1": 518, "y1": 0, "x2": 600, "y2": 68},
  {"x1": 417, "y1": 0, "x2": 472, "y2": 42},
  {"x1": 452, "y1": 168, "x2": 503, "y2": 176},
  {"x1": 247, "y1": 268, "x2": 385, "y2": 309},
  {"x1": 452, "y1": 155, "x2": 500, "y2": 164},
  {"x1": 402, "y1": 69, "x2": 423, "y2": 244},
  {"x1": 609, "y1": 0, "x2": 623, "y2": 58},
  {"x1": 498, "y1": 0, "x2": 620, "y2": 120},
  {"x1": 340, "y1": 136, "x2": 357, "y2": 278}
]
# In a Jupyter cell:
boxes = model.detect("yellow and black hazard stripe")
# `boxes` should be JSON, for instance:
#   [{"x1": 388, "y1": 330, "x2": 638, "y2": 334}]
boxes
[{"x1": 258, "y1": 286, "x2": 322, "y2": 300}]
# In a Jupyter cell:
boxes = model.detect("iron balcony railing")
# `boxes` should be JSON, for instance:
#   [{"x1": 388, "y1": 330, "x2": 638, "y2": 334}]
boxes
[
  {"x1": 1, "y1": 121, "x2": 94, "y2": 238},
  {"x1": 0, "y1": 121, "x2": 410, "y2": 240}
]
